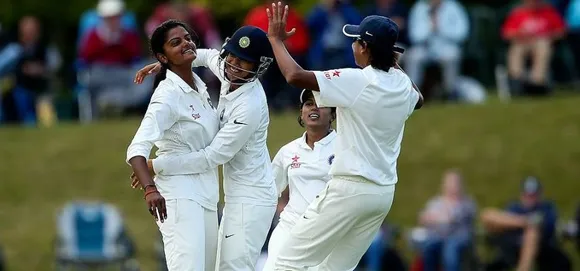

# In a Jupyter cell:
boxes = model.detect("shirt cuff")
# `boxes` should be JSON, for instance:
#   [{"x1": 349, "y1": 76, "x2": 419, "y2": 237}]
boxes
[{"x1": 126, "y1": 149, "x2": 149, "y2": 165}]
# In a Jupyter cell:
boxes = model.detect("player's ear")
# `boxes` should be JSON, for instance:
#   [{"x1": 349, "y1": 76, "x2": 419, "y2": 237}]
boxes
[{"x1": 156, "y1": 53, "x2": 169, "y2": 65}]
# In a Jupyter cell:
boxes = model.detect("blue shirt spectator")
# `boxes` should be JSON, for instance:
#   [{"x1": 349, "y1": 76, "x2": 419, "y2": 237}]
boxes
[
  {"x1": 306, "y1": 0, "x2": 362, "y2": 70},
  {"x1": 566, "y1": 0, "x2": 580, "y2": 29},
  {"x1": 363, "y1": 0, "x2": 409, "y2": 46},
  {"x1": 506, "y1": 200, "x2": 558, "y2": 245}
]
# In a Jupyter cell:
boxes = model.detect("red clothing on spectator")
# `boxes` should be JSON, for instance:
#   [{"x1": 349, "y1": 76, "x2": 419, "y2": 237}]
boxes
[
  {"x1": 502, "y1": 4, "x2": 566, "y2": 39},
  {"x1": 79, "y1": 28, "x2": 141, "y2": 65},
  {"x1": 244, "y1": 4, "x2": 309, "y2": 56}
]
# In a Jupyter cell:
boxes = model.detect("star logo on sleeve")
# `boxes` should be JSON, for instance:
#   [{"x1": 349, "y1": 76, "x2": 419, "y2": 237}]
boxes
[{"x1": 332, "y1": 70, "x2": 341, "y2": 77}]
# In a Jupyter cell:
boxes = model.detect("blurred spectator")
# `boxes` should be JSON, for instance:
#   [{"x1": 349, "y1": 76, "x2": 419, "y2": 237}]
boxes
[
  {"x1": 145, "y1": 0, "x2": 221, "y2": 49},
  {"x1": 244, "y1": 0, "x2": 310, "y2": 112},
  {"x1": 145, "y1": 0, "x2": 222, "y2": 103},
  {"x1": 417, "y1": 170, "x2": 476, "y2": 271},
  {"x1": 10, "y1": 16, "x2": 61, "y2": 126},
  {"x1": 358, "y1": 223, "x2": 407, "y2": 271},
  {"x1": 363, "y1": 0, "x2": 409, "y2": 46},
  {"x1": 306, "y1": 0, "x2": 362, "y2": 70},
  {"x1": 481, "y1": 176, "x2": 571, "y2": 271},
  {"x1": 78, "y1": 0, "x2": 150, "y2": 119},
  {"x1": 550, "y1": 0, "x2": 571, "y2": 16},
  {"x1": 405, "y1": 0, "x2": 469, "y2": 98},
  {"x1": 79, "y1": 0, "x2": 141, "y2": 66},
  {"x1": 566, "y1": 0, "x2": 580, "y2": 76},
  {"x1": 77, "y1": 0, "x2": 138, "y2": 47},
  {"x1": 501, "y1": 0, "x2": 566, "y2": 96}
]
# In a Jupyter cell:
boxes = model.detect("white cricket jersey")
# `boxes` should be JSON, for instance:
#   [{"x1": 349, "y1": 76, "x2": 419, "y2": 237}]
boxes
[
  {"x1": 272, "y1": 131, "x2": 336, "y2": 226},
  {"x1": 126, "y1": 70, "x2": 220, "y2": 211},
  {"x1": 153, "y1": 49, "x2": 277, "y2": 206},
  {"x1": 312, "y1": 66, "x2": 420, "y2": 186}
]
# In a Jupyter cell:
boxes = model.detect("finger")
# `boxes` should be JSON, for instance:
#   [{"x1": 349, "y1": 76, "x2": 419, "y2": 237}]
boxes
[
  {"x1": 277, "y1": 2, "x2": 282, "y2": 20},
  {"x1": 272, "y1": 3, "x2": 277, "y2": 20},
  {"x1": 161, "y1": 198, "x2": 167, "y2": 221},
  {"x1": 148, "y1": 202, "x2": 155, "y2": 216},
  {"x1": 282, "y1": 5, "x2": 289, "y2": 23},
  {"x1": 151, "y1": 203, "x2": 159, "y2": 221},
  {"x1": 287, "y1": 28, "x2": 297, "y2": 37},
  {"x1": 158, "y1": 199, "x2": 166, "y2": 223},
  {"x1": 266, "y1": 8, "x2": 271, "y2": 21},
  {"x1": 131, "y1": 178, "x2": 140, "y2": 189}
]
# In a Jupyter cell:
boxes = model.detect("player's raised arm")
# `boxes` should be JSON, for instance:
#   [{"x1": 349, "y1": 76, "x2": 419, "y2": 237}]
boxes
[{"x1": 266, "y1": 2, "x2": 319, "y2": 91}]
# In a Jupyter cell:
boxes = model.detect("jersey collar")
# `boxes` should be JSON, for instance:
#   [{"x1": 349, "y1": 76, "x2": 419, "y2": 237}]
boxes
[
  {"x1": 221, "y1": 80, "x2": 257, "y2": 101},
  {"x1": 166, "y1": 69, "x2": 207, "y2": 95},
  {"x1": 299, "y1": 130, "x2": 337, "y2": 149}
]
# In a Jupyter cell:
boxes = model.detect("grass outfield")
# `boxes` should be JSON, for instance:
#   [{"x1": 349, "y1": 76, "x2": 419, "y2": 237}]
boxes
[{"x1": 1, "y1": 96, "x2": 580, "y2": 270}]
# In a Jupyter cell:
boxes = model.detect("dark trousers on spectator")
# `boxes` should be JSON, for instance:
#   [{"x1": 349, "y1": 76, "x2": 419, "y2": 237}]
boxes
[
  {"x1": 569, "y1": 31, "x2": 580, "y2": 78},
  {"x1": 422, "y1": 232, "x2": 471, "y2": 271},
  {"x1": 485, "y1": 243, "x2": 571, "y2": 271}
]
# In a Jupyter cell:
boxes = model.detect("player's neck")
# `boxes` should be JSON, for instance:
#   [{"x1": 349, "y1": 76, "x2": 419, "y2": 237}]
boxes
[
  {"x1": 173, "y1": 66, "x2": 196, "y2": 90},
  {"x1": 305, "y1": 128, "x2": 331, "y2": 149}
]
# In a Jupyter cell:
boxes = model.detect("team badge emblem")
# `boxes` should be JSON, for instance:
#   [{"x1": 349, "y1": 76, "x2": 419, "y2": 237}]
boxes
[
  {"x1": 239, "y1": 36, "x2": 250, "y2": 48},
  {"x1": 220, "y1": 109, "x2": 225, "y2": 121},
  {"x1": 328, "y1": 154, "x2": 335, "y2": 165}
]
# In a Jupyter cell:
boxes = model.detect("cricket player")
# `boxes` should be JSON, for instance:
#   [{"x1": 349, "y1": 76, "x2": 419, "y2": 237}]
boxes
[
  {"x1": 127, "y1": 20, "x2": 220, "y2": 271},
  {"x1": 263, "y1": 89, "x2": 345, "y2": 270},
  {"x1": 264, "y1": 3, "x2": 424, "y2": 270},
  {"x1": 134, "y1": 25, "x2": 278, "y2": 271}
]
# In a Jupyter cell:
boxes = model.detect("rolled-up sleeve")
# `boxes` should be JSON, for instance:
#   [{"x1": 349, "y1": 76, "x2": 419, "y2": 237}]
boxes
[
  {"x1": 153, "y1": 101, "x2": 260, "y2": 175},
  {"x1": 126, "y1": 87, "x2": 177, "y2": 164}
]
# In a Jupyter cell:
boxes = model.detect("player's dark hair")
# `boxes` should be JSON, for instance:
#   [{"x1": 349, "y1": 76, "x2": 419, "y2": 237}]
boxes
[
  {"x1": 150, "y1": 19, "x2": 198, "y2": 90},
  {"x1": 357, "y1": 39, "x2": 396, "y2": 72}
]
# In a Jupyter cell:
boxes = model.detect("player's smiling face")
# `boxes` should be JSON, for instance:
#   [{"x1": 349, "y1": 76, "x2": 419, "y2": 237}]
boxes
[
  {"x1": 301, "y1": 98, "x2": 333, "y2": 128},
  {"x1": 225, "y1": 53, "x2": 255, "y2": 81},
  {"x1": 160, "y1": 26, "x2": 197, "y2": 67}
]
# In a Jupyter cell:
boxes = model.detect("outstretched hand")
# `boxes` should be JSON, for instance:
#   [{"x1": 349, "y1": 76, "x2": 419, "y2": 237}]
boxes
[{"x1": 266, "y1": 2, "x2": 296, "y2": 42}]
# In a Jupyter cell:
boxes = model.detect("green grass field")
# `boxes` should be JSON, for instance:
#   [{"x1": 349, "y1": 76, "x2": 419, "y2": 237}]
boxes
[{"x1": 1, "y1": 96, "x2": 579, "y2": 270}]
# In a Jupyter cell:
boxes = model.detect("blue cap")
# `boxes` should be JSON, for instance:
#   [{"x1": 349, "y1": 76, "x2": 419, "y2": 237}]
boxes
[
  {"x1": 223, "y1": 25, "x2": 273, "y2": 63},
  {"x1": 521, "y1": 176, "x2": 542, "y2": 195},
  {"x1": 342, "y1": 15, "x2": 404, "y2": 53}
]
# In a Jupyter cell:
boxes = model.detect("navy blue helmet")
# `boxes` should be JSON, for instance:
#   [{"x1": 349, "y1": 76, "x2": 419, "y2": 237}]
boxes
[{"x1": 219, "y1": 26, "x2": 274, "y2": 85}]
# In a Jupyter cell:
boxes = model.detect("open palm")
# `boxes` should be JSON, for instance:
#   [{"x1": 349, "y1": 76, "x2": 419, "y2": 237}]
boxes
[{"x1": 266, "y1": 1, "x2": 296, "y2": 41}]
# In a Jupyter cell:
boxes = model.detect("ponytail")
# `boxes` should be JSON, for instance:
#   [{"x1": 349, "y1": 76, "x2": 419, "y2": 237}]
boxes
[{"x1": 153, "y1": 65, "x2": 168, "y2": 90}]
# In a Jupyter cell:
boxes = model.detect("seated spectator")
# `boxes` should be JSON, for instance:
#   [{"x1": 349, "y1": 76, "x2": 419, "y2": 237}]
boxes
[
  {"x1": 244, "y1": 0, "x2": 310, "y2": 112},
  {"x1": 481, "y1": 176, "x2": 571, "y2": 271},
  {"x1": 502, "y1": 0, "x2": 567, "y2": 96},
  {"x1": 11, "y1": 16, "x2": 61, "y2": 127},
  {"x1": 363, "y1": 0, "x2": 409, "y2": 46},
  {"x1": 77, "y1": 0, "x2": 138, "y2": 47},
  {"x1": 566, "y1": 0, "x2": 580, "y2": 77},
  {"x1": 78, "y1": 0, "x2": 150, "y2": 119},
  {"x1": 358, "y1": 223, "x2": 407, "y2": 271},
  {"x1": 417, "y1": 169, "x2": 477, "y2": 271},
  {"x1": 306, "y1": 0, "x2": 362, "y2": 70},
  {"x1": 144, "y1": 0, "x2": 222, "y2": 103},
  {"x1": 405, "y1": 0, "x2": 469, "y2": 99}
]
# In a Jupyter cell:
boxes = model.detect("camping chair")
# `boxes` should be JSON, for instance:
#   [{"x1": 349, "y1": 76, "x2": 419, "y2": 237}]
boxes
[{"x1": 54, "y1": 201, "x2": 139, "y2": 271}]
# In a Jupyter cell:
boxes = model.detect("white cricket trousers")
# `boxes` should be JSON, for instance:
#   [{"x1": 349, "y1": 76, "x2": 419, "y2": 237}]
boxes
[
  {"x1": 157, "y1": 199, "x2": 218, "y2": 271},
  {"x1": 268, "y1": 176, "x2": 395, "y2": 271},
  {"x1": 216, "y1": 202, "x2": 276, "y2": 271}
]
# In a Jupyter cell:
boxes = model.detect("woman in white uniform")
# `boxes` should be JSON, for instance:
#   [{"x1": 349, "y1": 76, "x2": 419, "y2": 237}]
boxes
[
  {"x1": 126, "y1": 20, "x2": 220, "y2": 271},
  {"x1": 263, "y1": 89, "x2": 338, "y2": 270}
]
